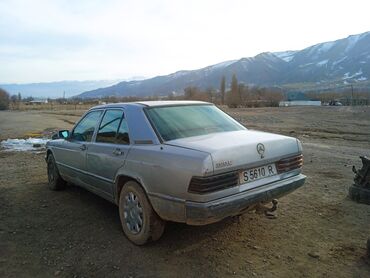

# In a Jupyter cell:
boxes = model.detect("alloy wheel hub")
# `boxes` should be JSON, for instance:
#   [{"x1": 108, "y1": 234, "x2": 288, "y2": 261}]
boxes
[{"x1": 123, "y1": 192, "x2": 143, "y2": 234}]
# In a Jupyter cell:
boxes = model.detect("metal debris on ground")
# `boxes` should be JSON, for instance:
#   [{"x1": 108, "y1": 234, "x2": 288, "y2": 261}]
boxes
[
  {"x1": 352, "y1": 156, "x2": 370, "y2": 188},
  {"x1": 349, "y1": 156, "x2": 370, "y2": 205}
]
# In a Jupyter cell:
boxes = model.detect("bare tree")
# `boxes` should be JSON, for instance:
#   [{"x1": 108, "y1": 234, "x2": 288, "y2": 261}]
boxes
[
  {"x1": 220, "y1": 76, "x2": 226, "y2": 105},
  {"x1": 226, "y1": 74, "x2": 240, "y2": 108},
  {"x1": 0, "y1": 88, "x2": 10, "y2": 110},
  {"x1": 10, "y1": 95, "x2": 19, "y2": 110},
  {"x1": 184, "y1": 86, "x2": 199, "y2": 100}
]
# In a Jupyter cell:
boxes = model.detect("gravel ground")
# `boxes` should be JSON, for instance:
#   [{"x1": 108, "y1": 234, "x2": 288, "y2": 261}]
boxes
[{"x1": 0, "y1": 106, "x2": 369, "y2": 277}]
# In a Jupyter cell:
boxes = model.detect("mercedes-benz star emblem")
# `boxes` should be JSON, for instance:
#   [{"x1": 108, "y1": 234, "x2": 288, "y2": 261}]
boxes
[{"x1": 256, "y1": 143, "x2": 265, "y2": 158}]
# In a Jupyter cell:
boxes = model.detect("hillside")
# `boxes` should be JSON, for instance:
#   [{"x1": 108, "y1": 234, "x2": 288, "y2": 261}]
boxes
[{"x1": 77, "y1": 31, "x2": 369, "y2": 98}]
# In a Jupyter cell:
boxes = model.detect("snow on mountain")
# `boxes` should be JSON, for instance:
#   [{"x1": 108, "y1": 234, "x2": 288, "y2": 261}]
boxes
[
  {"x1": 332, "y1": 56, "x2": 347, "y2": 66},
  {"x1": 273, "y1": 51, "x2": 297, "y2": 62},
  {"x1": 343, "y1": 69, "x2": 363, "y2": 79},
  {"x1": 317, "y1": 59, "x2": 329, "y2": 66},
  {"x1": 78, "y1": 31, "x2": 370, "y2": 98},
  {"x1": 209, "y1": 60, "x2": 237, "y2": 70},
  {"x1": 318, "y1": 41, "x2": 336, "y2": 53},
  {"x1": 345, "y1": 32, "x2": 368, "y2": 52}
]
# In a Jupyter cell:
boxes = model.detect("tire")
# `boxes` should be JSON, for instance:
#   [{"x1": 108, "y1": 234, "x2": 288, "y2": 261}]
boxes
[
  {"x1": 47, "y1": 154, "x2": 66, "y2": 191},
  {"x1": 348, "y1": 185, "x2": 370, "y2": 205},
  {"x1": 119, "y1": 181, "x2": 165, "y2": 245}
]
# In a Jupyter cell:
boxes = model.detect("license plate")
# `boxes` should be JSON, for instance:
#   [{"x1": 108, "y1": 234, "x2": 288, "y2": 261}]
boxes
[{"x1": 239, "y1": 164, "x2": 277, "y2": 184}]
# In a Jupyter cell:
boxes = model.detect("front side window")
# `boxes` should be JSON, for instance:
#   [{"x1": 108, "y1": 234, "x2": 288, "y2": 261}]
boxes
[
  {"x1": 145, "y1": 104, "x2": 245, "y2": 141},
  {"x1": 71, "y1": 110, "x2": 102, "y2": 142}
]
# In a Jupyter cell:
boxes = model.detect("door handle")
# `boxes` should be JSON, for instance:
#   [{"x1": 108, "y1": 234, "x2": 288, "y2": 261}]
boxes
[
  {"x1": 79, "y1": 144, "x2": 87, "y2": 151},
  {"x1": 113, "y1": 148, "x2": 123, "y2": 156}
]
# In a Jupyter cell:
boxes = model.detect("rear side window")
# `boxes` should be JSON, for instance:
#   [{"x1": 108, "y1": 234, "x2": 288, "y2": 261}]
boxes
[
  {"x1": 96, "y1": 109, "x2": 130, "y2": 145},
  {"x1": 117, "y1": 118, "x2": 130, "y2": 145},
  {"x1": 72, "y1": 110, "x2": 102, "y2": 142},
  {"x1": 96, "y1": 110, "x2": 124, "y2": 143}
]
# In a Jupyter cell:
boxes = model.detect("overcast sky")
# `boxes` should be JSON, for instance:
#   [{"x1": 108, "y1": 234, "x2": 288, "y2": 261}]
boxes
[{"x1": 0, "y1": 0, "x2": 369, "y2": 83}]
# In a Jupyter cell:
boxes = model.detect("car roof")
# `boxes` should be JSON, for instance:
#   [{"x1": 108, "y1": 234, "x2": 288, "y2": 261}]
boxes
[
  {"x1": 89, "y1": 100, "x2": 211, "y2": 110},
  {"x1": 136, "y1": 100, "x2": 210, "y2": 107}
]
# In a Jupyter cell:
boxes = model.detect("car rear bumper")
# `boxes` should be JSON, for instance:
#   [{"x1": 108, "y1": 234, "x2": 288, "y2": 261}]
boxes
[{"x1": 184, "y1": 173, "x2": 306, "y2": 225}]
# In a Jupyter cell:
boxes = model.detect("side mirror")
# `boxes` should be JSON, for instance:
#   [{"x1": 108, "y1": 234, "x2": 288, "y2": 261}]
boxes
[{"x1": 52, "y1": 130, "x2": 70, "y2": 140}]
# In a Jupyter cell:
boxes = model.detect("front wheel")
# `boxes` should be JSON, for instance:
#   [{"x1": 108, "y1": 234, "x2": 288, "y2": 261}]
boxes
[
  {"x1": 119, "y1": 181, "x2": 165, "y2": 245},
  {"x1": 47, "y1": 154, "x2": 66, "y2": 190}
]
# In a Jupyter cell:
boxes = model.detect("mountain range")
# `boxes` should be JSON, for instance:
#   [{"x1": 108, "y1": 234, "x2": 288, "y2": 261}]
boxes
[
  {"x1": 2, "y1": 32, "x2": 369, "y2": 99},
  {"x1": 78, "y1": 31, "x2": 370, "y2": 98},
  {"x1": 0, "y1": 80, "x2": 125, "y2": 99},
  {"x1": 0, "y1": 77, "x2": 146, "y2": 98}
]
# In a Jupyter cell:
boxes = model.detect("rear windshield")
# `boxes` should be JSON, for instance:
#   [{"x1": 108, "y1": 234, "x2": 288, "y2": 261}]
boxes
[{"x1": 145, "y1": 105, "x2": 245, "y2": 141}]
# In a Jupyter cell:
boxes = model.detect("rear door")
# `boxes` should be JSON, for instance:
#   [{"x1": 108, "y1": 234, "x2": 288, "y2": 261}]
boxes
[
  {"x1": 55, "y1": 110, "x2": 103, "y2": 186},
  {"x1": 85, "y1": 109, "x2": 131, "y2": 198}
]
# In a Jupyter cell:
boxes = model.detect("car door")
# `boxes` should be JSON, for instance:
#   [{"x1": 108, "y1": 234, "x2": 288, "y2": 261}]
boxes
[
  {"x1": 56, "y1": 110, "x2": 103, "y2": 186},
  {"x1": 85, "y1": 109, "x2": 131, "y2": 199}
]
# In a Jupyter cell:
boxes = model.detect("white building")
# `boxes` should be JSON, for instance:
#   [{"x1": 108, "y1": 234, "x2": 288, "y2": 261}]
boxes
[
  {"x1": 279, "y1": 100, "x2": 321, "y2": 107},
  {"x1": 29, "y1": 99, "x2": 48, "y2": 105}
]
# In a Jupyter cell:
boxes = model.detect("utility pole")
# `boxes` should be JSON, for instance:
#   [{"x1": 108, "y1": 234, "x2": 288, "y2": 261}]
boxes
[{"x1": 351, "y1": 84, "x2": 354, "y2": 106}]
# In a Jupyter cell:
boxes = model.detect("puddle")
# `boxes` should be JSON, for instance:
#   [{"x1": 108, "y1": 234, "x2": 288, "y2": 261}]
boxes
[{"x1": 1, "y1": 138, "x2": 50, "y2": 152}]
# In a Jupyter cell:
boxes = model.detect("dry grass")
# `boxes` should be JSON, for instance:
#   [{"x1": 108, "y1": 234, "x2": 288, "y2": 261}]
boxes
[{"x1": 14, "y1": 102, "x2": 95, "y2": 111}]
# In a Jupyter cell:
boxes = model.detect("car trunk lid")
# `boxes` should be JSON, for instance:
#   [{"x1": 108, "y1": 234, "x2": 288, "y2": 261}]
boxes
[{"x1": 165, "y1": 130, "x2": 300, "y2": 174}]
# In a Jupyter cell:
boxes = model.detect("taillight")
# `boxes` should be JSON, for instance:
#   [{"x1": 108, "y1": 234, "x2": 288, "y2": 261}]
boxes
[
  {"x1": 188, "y1": 172, "x2": 239, "y2": 194},
  {"x1": 276, "y1": 154, "x2": 303, "y2": 173}
]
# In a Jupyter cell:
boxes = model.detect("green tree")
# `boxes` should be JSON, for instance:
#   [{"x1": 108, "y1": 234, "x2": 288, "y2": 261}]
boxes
[
  {"x1": 0, "y1": 88, "x2": 10, "y2": 110},
  {"x1": 220, "y1": 76, "x2": 226, "y2": 105}
]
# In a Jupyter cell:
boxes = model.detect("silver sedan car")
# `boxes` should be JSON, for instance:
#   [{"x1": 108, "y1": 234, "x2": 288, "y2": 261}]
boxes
[{"x1": 46, "y1": 101, "x2": 306, "y2": 245}]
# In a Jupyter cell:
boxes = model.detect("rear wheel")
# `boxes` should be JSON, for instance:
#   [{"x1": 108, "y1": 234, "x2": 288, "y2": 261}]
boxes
[
  {"x1": 119, "y1": 181, "x2": 165, "y2": 245},
  {"x1": 47, "y1": 154, "x2": 66, "y2": 190}
]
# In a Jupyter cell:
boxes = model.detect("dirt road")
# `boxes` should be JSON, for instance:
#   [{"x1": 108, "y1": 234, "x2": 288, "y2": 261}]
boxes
[{"x1": 1, "y1": 106, "x2": 370, "y2": 277}]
